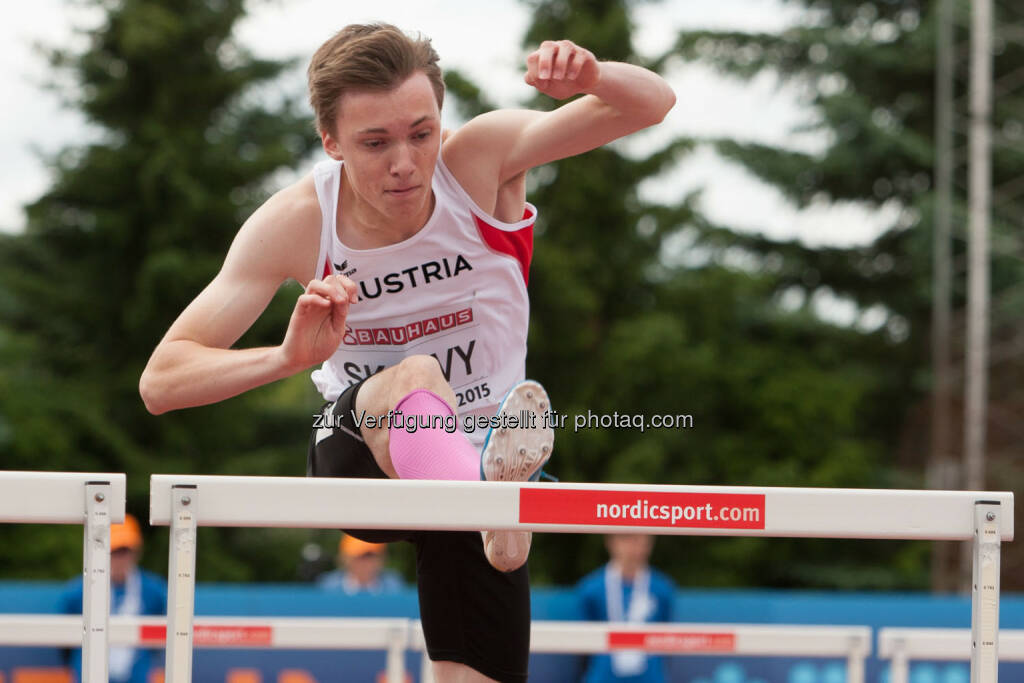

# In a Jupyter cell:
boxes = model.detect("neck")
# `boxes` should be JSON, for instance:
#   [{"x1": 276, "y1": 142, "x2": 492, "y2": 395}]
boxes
[
  {"x1": 339, "y1": 168, "x2": 434, "y2": 248},
  {"x1": 346, "y1": 572, "x2": 376, "y2": 588},
  {"x1": 613, "y1": 560, "x2": 642, "y2": 582}
]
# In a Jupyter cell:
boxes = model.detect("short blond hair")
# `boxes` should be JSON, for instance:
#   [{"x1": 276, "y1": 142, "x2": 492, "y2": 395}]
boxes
[{"x1": 307, "y1": 23, "x2": 445, "y2": 136}]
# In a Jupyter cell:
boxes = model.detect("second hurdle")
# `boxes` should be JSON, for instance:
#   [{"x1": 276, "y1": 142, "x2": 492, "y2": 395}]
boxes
[{"x1": 148, "y1": 476, "x2": 1014, "y2": 683}]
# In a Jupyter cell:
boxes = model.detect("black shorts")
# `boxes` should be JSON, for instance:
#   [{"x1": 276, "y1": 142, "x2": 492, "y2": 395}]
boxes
[{"x1": 307, "y1": 377, "x2": 531, "y2": 683}]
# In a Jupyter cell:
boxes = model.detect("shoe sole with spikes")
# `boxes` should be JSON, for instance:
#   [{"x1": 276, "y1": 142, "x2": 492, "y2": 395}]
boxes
[
  {"x1": 480, "y1": 380, "x2": 554, "y2": 572},
  {"x1": 480, "y1": 380, "x2": 554, "y2": 482}
]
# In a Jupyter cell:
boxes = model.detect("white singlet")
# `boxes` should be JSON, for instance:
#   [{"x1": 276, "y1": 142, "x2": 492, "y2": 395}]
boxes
[{"x1": 309, "y1": 156, "x2": 536, "y2": 447}]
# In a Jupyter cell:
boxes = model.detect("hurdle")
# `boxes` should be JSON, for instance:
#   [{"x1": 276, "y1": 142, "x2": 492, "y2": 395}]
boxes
[
  {"x1": 149, "y1": 476, "x2": 1014, "y2": 683},
  {"x1": 411, "y1": 621, "x2": 871, "y2": 683},
  {"x1": 879, "y1": 628, "x2": 1024, "y2": 683},
  {"x1": 0, "y1": 614, "x2": 867, "y2": 682},
  {"x1": 0, "y1": 614, "x2": 410, "y2": 680},
  {"x1": 0, "y1": 471, "x2": 126, "y2": 683}
]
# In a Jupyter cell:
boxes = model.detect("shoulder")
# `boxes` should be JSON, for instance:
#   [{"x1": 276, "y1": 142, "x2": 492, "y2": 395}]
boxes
[
  {"x1": 227, "y1": 172, "x2": 323, "y2": 284},
  {"x1": 57, "y1": 577, "x2": 84, "y2": 611},
  {"x1": 249, "y1": 173, "x2": 321, "y2": 237},
  {"x1": 649, "y1": 569, "x2": 675, "y2": 592},
  {"x1": 60, "y1": 575, "x2": 84, "y2": 592},
  {"x1": 139, "y1": 568, "x2": 166, "y2": 589},
  {"x1": 138, "y1": 571, "x2": 167, "y2": 613},
  {"x1": 442, "y1": 110, "x2": 540, "y2": 219},
  {"x1": 443, "y1": 109, "x2": 541, "y2": 177},
  {"x1": 139, "y1": 569, "x2": 167, "y2": 596},
  {"x1": 380, "y1": 570, "x2": 406, "y2": 591},
  {"x1": 576, "y1": 566, "x2": 607, "y2": 594},
  {"x1": 445, "y1": 109, "x2": 539, "y2": 146},
  {"x1": 381, "y1": 568, "x2": 405, "y2": 582},
  {"x1": 316, "y1": 569, "x2": 345, "y2": 589}
]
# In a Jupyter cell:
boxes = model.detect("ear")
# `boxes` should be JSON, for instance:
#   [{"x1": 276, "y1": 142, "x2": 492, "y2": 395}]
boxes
[{"x1": 321, "y1": 130, "x2": 344, "y2": 161}]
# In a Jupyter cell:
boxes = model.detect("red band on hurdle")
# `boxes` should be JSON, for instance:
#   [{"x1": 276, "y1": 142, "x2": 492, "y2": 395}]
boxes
[
  {"x1": 518, "y1": 487, "x2": 766, "y2": 530},
  {"x1": 608, "y1": 631, "x2": 736, "y2": 653}
]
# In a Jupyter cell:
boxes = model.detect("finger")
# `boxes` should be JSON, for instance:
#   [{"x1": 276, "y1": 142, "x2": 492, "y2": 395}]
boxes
[
  {"x1": 552, "y1": 41, "x2": 573, "y2": 80},
  {"x1": 319, "y1": 274, "x2": 352, "y2": 304},
  {"x1": 336, "y1": 275, "x2": 359, "y2": 303},
  {"x1": 524, "y1": 51, "x2": 539, "y2": 86},
  {"x1": 305, "y1": 280, "x2": 342, "y2": 303},
  {"x1": 526, "y1": 51, "x2": 539, "y2": 73},
  {"x1": 297, "y1": 293, "x2": 331, "y2": 312},
  {"x1": 537, "y1": 41, "x2": 557, "y2": 80},
  {"x1": 566, "y1": 47, "x2": 591, "y2": 81},
  {"x1": 330, "y1": 299, "x2": 350, "y2": 334}
]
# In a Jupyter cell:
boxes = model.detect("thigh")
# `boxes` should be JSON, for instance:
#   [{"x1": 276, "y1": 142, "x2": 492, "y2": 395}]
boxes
[
  {"x1": 415, "y1": 531, "x2": 530, "y2": 683},
  {"x1": 307, "y1": 378, "x2": 413, "y2": 544}
]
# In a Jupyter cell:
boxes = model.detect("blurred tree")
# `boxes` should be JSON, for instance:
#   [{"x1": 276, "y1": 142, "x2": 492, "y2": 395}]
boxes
[
  {"x1": 0, "y1": 0, "x2": 321, "y2": 581},
  {"x1": 504, "y1": 0, "x2": 930, "y2": 589},
  {"x1": 2, "y1": 0, "x2": 1001, "y2": 593},
  {"x1": 668, "y1": 0, "x2": 1024, "y2": 590}
]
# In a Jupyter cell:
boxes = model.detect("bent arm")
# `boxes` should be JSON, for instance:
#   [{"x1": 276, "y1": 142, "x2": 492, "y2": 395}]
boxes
[
  {"x1": 138, "y1": 285, "x2": 296, "y2": 415},
  {"x1": 502, "y1": 59, "x2": 676, "y2": 180},
  {"x1": 444, "y1": 43, "x2": 675, "y2": 190},
  {"x1": 139, "y1": 184, "x2": 322, "y2": 415}
]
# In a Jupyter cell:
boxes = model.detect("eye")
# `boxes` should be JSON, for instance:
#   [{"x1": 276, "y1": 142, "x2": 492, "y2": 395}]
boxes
[
  {"x1": 363, "y1": 139, "x2": 385, "y2": 149},
  {"x1": 414, "y1": 130, "x2": 432, "y2": 141}
]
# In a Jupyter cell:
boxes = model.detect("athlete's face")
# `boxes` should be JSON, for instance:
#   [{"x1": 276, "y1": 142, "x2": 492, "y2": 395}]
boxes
[{"x1": 322, "y1": 71, "x2": 441, "y2": 230}]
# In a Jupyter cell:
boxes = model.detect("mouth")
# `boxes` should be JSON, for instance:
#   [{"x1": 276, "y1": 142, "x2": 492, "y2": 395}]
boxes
[{"x1": 386, "y1": 185, "x2": 420, "y2": 197}]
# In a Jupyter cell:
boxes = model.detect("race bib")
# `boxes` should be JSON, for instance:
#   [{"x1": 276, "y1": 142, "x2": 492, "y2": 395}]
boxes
[{"x1": 334, "y1": 297, "x2": 496, "y2": 412}]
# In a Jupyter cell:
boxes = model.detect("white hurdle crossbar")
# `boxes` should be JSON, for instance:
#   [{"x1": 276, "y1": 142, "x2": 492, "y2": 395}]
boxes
[
  {"x1": 0, "y1": 614, "x2": 868, "y2": 683},
  {"x1": 411, "y1": 622, "x2": 871, "y2": 683},
  {"x1": 0, "y1": 615, "x2": 409, "y2": 680},
  {"x1": 149, "y1": 476, "x2": 1015, "y2": 683},
  {"x1": 0, "y1": 471, "x2": 127, "y2": 683},
  {"x1": 879, "y1": 628, "x2": 1024, "y2": 683}
]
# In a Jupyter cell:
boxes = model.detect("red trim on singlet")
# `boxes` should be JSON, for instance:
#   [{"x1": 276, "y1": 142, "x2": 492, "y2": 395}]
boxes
[
  {"x1": 322, "y1": 259, "x2": 332, "y2": 279},
  {"x1": 472, "y1": 207, "x2": 535, "y2": 285}
]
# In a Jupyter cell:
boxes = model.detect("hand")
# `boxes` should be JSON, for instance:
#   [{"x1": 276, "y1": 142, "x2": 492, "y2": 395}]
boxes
[
  {"x1": 525, "y1": 40, "x2": 600, "y2": 100},
  {"x1": 280, "y1": 274, "x2": 358, "y2": 371}
]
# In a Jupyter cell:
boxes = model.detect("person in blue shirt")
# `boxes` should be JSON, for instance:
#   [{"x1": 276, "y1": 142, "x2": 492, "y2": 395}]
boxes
[
  {"x1": 316, "y1": 534, "x2": 406, "y2": 595},
  {"x1": 57, "y1": 514, "x2": 167, "y2": 683},
  {"x1": 576, "y1": 534, "x2": 677, "y2": 683}
]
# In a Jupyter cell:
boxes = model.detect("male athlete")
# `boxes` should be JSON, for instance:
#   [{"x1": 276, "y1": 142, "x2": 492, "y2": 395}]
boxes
[{"x1": 141, "y1": 24, "x2": 674, "y2": 683}]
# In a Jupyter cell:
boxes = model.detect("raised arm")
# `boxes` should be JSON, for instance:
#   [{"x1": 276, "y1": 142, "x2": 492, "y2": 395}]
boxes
[
  {"x1": 443, "y1": 40, "x2": 675, "y2": 191},
  {"x1": 139, "y1": 178, "x2": 357, "y2": 414}
]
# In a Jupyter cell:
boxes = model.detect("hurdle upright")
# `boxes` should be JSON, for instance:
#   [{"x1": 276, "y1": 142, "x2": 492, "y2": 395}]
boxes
[
  {"x1": 0, "y1": 471, "x2": 127, "y2": 683},
  {"x1": 149, "y1": 476, "x2": 1014, "y2": 683},
  {"x1": 878, "y1": 628, "x2": 1024, "y2": 683}
]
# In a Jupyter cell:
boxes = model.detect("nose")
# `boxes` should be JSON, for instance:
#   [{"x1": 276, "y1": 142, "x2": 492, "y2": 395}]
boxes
[{"x1": 389, "y1": 142, "x2": 415, "y2": 178}]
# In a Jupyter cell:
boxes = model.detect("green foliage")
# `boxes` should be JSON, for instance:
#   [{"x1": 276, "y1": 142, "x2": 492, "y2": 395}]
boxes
[
  {"x1": 515, "y1": 0, "x2": 934, "y2": 590},
  {"x1": 0, "y1": 0, "x2": 321, "y2": 581},
  {"x1": 6, "y1": 0, "x2": 1012, "y2": 593},
  {"x1": 665, "y1": 0, "x2": 1024, "y2": 589}
]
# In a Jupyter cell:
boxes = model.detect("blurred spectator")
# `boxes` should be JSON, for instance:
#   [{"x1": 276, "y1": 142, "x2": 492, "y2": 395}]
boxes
[
  {"x1": 575, "y1": 534, "x2": 677, "y2": 682},
  {"x1": 316, "y1": 534, "x2": 405, "y2": 595},
  {"x1": 57, "y1": 514, "x2": 167, "y2": 683}
]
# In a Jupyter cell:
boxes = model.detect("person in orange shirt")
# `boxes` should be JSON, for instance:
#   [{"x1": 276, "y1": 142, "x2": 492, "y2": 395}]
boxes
[
  {"x1": 57, "y1": 515, "x2": 167, "y2": 683},
  {"x1": 317, "y1": 534, "x2": 406, "y2": 595}
]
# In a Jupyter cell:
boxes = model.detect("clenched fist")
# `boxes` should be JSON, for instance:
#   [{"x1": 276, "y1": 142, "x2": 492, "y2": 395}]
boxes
[
  {"x1": 525, "y1": 40, "x2": 601, "y2": 100},
  {"x1": 280, "y1": 273, "x2": 358, "y2": 371}
]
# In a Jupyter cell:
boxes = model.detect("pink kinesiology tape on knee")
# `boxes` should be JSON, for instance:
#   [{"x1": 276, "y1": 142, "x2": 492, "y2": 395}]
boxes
[{"x1": 388, "y1": 389, "x2": 480, "y2": 481}]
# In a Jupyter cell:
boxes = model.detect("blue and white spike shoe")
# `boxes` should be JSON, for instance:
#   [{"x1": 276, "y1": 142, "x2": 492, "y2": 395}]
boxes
[
  {"x1": 480, "y1": 380, "x2": 554, "y2": 482},
  {"x1": 480, "y1": 380, "x2": 555, "y2": 572}
]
